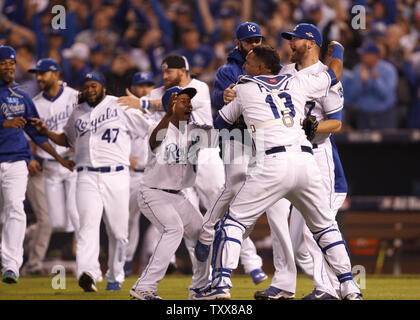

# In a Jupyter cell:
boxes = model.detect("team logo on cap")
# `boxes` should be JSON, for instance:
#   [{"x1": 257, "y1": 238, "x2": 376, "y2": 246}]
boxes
[
  {"x1": 141, "y1": 72, "x2": 148, "y2": 79},
  {"x1": 248, "y1": 25, "x2": 257, "y2": 32},
  {"x1": 50, "y1": 66, "x2": 57, "y2": 71},
  {"x1": 305, "y1": 32, "x2": 314, "y2": 38},
  {"x1": 86, "y1": 73, "x2": 93, "y2": 78},
  {"x1": 161, "y1": 63, "x2": 168, "y2": 70}
]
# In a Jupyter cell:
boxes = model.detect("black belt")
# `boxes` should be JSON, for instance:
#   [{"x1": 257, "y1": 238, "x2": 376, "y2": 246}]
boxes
[
  {"x1": 265, "y1": 145, "x2": 313, "y2": 155},
  {"x1": 133, "y1": 168, "x2": 145, "y2": 172},
  {"x1": 150, "y1": 187, "x2": 180, "y2": 194},
  {"x1": 77, "y1": 166, "x2": 125, "y2": 173}
]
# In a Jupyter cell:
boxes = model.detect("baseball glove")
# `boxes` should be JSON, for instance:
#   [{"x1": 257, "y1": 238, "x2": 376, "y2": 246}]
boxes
[{"x1": 302, "y1": 115, "x2": 318, "y2": 141}]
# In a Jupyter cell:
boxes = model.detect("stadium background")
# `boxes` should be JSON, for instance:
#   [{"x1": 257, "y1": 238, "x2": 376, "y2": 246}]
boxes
[{"x1": 1, "y1": 0, "x2": 419, "y2": 281}]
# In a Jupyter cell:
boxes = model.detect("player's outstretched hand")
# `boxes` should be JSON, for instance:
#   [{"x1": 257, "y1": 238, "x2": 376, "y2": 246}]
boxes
[
  {"x1": 29, "y1": 118, "x2": 49, "y2": 135},
  {"x1": 223, "y1": 84, "x2": 236, "y2": 104},
  {"x1": 165, "y1": 92, "x2": 177, "y2": 117},
  {"x1": 57, "y1": 157, "x2": 75, "y2": 172},
  {"x1": 2, "y1": 116, "x2": 27, "y2": 129},
  {"x1": 27, "y1": 159, "x2": 42, "y2": 176},
  {"x1": 118, "y1": 88, "x2": 143, "y2": 112}
]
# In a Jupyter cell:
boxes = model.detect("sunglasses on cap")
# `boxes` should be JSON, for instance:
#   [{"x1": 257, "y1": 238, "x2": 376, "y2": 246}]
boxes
[{"x1": 242, "y1": 37, "x2": 262, "y2": 44}]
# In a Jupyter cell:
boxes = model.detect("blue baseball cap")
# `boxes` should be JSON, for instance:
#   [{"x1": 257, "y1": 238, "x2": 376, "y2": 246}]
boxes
[
  {"x1": 0, "y1": 45, "x2": 16, "y2": 61},
  {"x1": 235, "y1": 22, "x2": 263, "y2": 41},
  {"x1": 131, "y1": 72, "x2": 154, "y2": 86},
  {"x1": 281, "y1": 23, "x2": 323, "y2": 47},
  {"x1": 82, "y1": 71, "x2": 105, "y2": 87},
  {"x1": 357, "y1": 41, "x2": 380, "y2": 55},
  {"x1": 28, "y1": 58, "x2": 61, "y2": 73},
  {"x1": 161, "y1": 86, "x2": 197, "y2": 110}
]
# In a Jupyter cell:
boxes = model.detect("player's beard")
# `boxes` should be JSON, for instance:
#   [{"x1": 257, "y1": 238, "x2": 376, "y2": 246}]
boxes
[
  {"x1": 290, "y1": 46, "x2": 307, "y2": 64},
  {"x1": 164, "y1": 73, "x2": 182, "y2": 90},
  {"x1": 86, "y1": 88, "x2": 106, "y2": 108},
  {"x1": 237, "y1": 43, "x2": 249, "y2": 60}
]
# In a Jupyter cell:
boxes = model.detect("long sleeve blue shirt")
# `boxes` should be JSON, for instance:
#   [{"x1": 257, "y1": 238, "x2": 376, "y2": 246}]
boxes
[
  {"x1": 349, "y1": 59, "x2": 398, "y2": 112},
  {"x1": 0, "y1": 81, "x2": 48, "y2": 163},
  {"x1": 211, "y1": 48, "x2": 245, "y2": 112}
]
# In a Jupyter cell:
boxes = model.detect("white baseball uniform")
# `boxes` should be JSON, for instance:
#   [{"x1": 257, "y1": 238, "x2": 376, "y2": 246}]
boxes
[
  {"x1": 63, "y1": 95, "x2": 151, "y2": 285},
  {"x1": 146, "y1": 80, "x2": 262, "y2": 273},
  {"x1": 279, "y1": 61, "x2": 347, "y2": 297},
  {"x1": 33, "y1": 85, "x2": 79, "y2": 232},
  {"x1": 131, "y1": 121, "x2": 215, "y2": 294},
  {"x1": 126, "y1": 135, "x2": 148, "y2": 266},
  {"x1": 126, "y1": 135, "x2": 177, "y2": 270},
  {"x1": 210, "y1": 72, "x2": 360, "y2": 298}
]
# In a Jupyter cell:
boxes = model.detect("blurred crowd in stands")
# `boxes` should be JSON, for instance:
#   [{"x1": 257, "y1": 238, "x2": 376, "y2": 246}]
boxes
[{"x1": 1, "y1": 0, "x2": 420, "y2": 130}]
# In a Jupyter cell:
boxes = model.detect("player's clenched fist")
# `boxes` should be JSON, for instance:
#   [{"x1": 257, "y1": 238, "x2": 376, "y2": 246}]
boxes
[
  {"x1": 29, "y1": 118, "x2": 49, "y2": 135},
  {"x1": 223, "y1": 83, "x2": 236, "y2": 104},
  {"x1": 2, "y1": 116, "x2": 26, "y2": 129},
  {"x1": 327, "y1": 41, "x2": 344, "y2": 57}
]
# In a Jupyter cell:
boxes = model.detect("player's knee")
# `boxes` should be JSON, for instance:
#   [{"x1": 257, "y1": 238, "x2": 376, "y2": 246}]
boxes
[{"x1": 165, "y1": 223, "x2": 184, "y2": 239}]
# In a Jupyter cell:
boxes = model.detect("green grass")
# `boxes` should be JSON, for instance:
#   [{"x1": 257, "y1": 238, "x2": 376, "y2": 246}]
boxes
[{"x1": 1, "y1": 274, "x2": 420, "y2": 300}]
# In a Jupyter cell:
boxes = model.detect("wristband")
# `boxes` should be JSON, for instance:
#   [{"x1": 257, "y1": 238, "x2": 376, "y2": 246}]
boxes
[
  {"x1": 141, "y1": 99, "x2": 151, "y2": 110},
  {"x1": 332, "y1": 44, "x2": 343, "y2": 62}
]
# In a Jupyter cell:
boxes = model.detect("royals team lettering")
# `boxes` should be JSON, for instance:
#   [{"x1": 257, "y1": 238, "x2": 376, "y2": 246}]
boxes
[
  {"x1": 75, "y1": 107, "x2": 119, "y2": 136},
  {"x1": 43, "y1": 104, "x2": 72, "y2": 131}
]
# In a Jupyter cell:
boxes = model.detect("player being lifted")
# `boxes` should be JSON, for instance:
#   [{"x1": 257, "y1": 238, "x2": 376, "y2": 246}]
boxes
[
  {"x1": 193, "y1": 44, "x2": 362, "y2": 300},
  {"x1": 30, "y1": 72, "x2": 152, "y2": 292}
]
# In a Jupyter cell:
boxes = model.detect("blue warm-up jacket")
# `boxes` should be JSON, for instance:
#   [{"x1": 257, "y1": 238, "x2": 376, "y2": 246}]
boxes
[
  {"x1": 211, "y1": 48, "x2": 245, "y2": 114},
  {"x1": 0, "y1": 80, "x2": 48, "y2": 163}
]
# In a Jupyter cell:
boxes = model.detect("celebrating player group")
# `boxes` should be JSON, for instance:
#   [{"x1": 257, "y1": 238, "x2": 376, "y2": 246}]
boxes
[{"x1": 0, "y1": 21, "x2": 362, "y2": 300}]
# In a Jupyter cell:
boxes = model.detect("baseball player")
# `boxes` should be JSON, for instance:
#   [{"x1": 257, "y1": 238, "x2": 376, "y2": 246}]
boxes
[
  {"x1": 286, "y1": 24, "x2": 347, "y2": 299},
  {"x1": 195, "y1": 22, "x2": 272, "y2": 285},
  {"x1": 129, "y1": 86, "x2": 214, "y2": 300},
  {"x1": 29, "y1": 58, "x2": 79, "y2": 233},
  {"x1": 21, "y1": 140, "x2": 51, "y2": 276},
  {"x1": 193, "y1": 44, "x2": 362, "y2": 300},
  {"x1": 255, "y1": 23, "x2": 346, "y2": 300},
  {"x1": 30, "y1": 71, "x2": 152, "y2": 292},
  {"x1": 124, "y1": 71, "x2": 155, "y2": 276},
  {"x1": 119, "y1": 55, "x2": 228, "y2": 270},
  {"x1": 0, "y1": 45, "x2": 74, "y2": 284}
]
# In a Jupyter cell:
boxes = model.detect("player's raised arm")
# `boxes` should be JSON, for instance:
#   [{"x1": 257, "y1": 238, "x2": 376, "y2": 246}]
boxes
[{"x1": 326, "y1": 41, "x2": 344, "y2": 84}]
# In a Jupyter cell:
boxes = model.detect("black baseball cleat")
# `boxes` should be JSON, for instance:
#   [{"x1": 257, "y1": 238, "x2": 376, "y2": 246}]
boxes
[
  {"x1": 78, "y1": 272, "x2": 98, "y2": 292},
  {"x1": 254, "y1": 286, "x2": 295, "y2": 300}
]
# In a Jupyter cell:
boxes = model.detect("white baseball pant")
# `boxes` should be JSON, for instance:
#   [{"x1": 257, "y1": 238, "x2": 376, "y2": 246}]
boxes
[
  {"x1": 75, "y1": 168, "x2": 129, "y2": 284},
  {"x1": 199, "y1": 140, "x2": 263, "y2": 272},
  {"x1": 132, "y1": 186, "x2": 211, "y2": 292},
  {"x1": 42, "y1": 160, "x2": 78, "y2": 232},
  {"x1": 289, "y1": 142, "x2": 346, "y2": 297},
  {"x1": 0, "y1": 160, "x2": 28, "y2": 276},
  {"x1": 214, "y1": 148, "x2": 360, "y2": 297},
  {"x1": 24, "y1": 170, "x2": 52, "y2": 273},
  {"x1": 126, "y1": 170, "x2": 144, "y2": 263}
]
